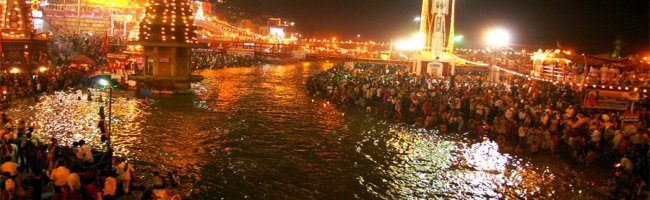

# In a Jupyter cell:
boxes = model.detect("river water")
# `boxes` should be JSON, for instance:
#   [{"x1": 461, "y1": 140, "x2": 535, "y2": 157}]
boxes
[{"x1": 7, "y1": 62, "x2": 611, "y2": 199}]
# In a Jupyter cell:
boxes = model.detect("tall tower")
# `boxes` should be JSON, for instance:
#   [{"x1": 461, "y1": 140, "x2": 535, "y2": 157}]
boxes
[
  {"x1": 419, "y1": 0, "x2": 455, "y2": 59},
  {"x1": 131, "y1": 0, "x2": 205, "y2": 93},
  {"x1": 414, "y1": 0, "x2": 455, "y2": 76},
  {"x1": 0, "y1": 0, "x2": 50, "y2": 72}
]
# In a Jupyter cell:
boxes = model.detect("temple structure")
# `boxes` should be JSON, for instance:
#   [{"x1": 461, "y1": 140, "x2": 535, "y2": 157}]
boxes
[
  {"x1": 130, "y1": 0, "x2": 204, "y2": 93},
  {"x1": 0, "y1": 0, "x2": 50, "y2": 72}
]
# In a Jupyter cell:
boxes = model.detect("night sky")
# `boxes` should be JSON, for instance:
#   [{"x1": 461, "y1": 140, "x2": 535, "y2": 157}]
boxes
[{"x1": 228, "y1": 0, "x2": 649, "y2": 55}]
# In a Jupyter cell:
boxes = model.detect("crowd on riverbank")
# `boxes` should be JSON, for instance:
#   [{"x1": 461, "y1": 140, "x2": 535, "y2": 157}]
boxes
[
  {"x1": 49, "y1": 34, "x2": 110, "y2": 68},
  {"x1": 307, "y1": 62, "x2": 649, "y2": 199},
  {"x1": 0, "y1": 67, "x2": 89, "y2": 106},
  {"x1": 0, "y1": 107, "x2": 180, "y2": 199},
  {"x1": 192, "y1": 52, "x2": 262, "y2": 69}
]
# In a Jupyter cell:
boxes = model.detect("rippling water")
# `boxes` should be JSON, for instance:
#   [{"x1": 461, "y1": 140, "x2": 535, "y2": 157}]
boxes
[{"x1": 6, "y1": 62, "x2": 609, "y2": 199}]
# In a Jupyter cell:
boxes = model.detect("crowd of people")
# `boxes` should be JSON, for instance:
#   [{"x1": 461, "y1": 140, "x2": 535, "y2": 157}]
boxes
[
  {"x1": 49, "y1": 33, "x2": 109, "y2": 68},
  {"x1": 0, "y1": 67, "x2": 89, "y2": 105},
  {"x1": 192, "y1": 52, "x2": 262, "y2": 69},
  {"x1": 307, "y1": 62, "x2": 649, "y2": 199},
  {"x1": 0, "y1": 105, "x2": 181, "y2": 199}
]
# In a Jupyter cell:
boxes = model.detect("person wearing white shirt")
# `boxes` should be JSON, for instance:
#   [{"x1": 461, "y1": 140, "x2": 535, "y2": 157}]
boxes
[
  {"x1": 67, "y1": 172, "x2": 81, "y2": 192},
  {"x1": 75, "y1": 140, "x2": 93, "y2": 163},
  {"x1": 116, "y1": 158, "x2": 135, "y2": 194}
]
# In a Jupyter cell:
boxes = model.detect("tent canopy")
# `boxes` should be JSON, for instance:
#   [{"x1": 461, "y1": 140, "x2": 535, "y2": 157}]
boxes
[
  {"x1": 575, "y1": 54, "x2": 635, "y2": 67},
  {"x1": 69, "y1": 55, "x2": 96, "y2": 65}
]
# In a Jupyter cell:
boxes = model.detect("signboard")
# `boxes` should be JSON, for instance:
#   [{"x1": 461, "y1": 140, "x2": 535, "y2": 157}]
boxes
[
  {"x1": 380, "y1": 52, "x2": 390, "y2": 60},
  {"x1": 583, "y1": 89, "x2": 629, "y2": 110},
  {"x1": 159, "y1": 57, "x2": 170, "y2": 63},
  {"x1": 107, "y1": 53, "x2": 128, "y2": 60},
  {"x1": 622, "y1": 112, "x2": 641, "y2": 128},
  {"x1": 269, "y1": 28, "x2": 285, "y2": 38},
  {"x1": 112, "y1": 14, "x2": 134, "y2": 22},
  {"x1": 623, "y1": 113, "x2": 640, "y2": 122}
]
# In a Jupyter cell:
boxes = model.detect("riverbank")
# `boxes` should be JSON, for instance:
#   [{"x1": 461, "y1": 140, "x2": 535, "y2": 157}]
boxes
[
  {"x1": 2, "y1": 62, "x2": 645, "y2": 199},
  {"x1": 0, "y1": 88, "x2": 186, "y2": 199},
  {"x1": 307, "y1": 62, "x2": 648, "y2": 199}
]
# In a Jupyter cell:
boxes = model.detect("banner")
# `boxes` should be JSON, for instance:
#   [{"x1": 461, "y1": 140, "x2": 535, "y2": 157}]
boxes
[
  {"x1": 583, "y1": 89, "x2": 629, "y2": 110},
  {"x1": 621, "y1": 112, "x2": 641, "y2": 128}
]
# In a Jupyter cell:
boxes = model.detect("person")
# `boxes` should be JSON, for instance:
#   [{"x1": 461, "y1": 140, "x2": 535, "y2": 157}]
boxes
[
  {"x1": 50, "y1": 160, "x2": 71, "y2": 195},
  {"x1": 620, "y1": 155, "x2": 635, "y2": 174},
  {"x1": 101, "y1": 170, "x2": 117, "y2": 200},
  {"x1": 168, "y1": 170, "x2": 180, "y2": 188},
  {"x1": 0, "y1": 157, "x2": 17, "y2": 178},
  {"x1": 67, "y1": 172, "x2": 81, "y2": 193},
  {"x1": 46, "y1": 138, "x2": 59, "y2": 172},
  {"x1": 152, "y1": 171, "x2": 166, "y2": 189},
  {"x1": 142, "y1": 189, "x2": 156, "y2": 200},
  {"x1": 82, "y1": 171, "x2": 99, "y2": 200},
  {"x1": 30, "y1": 167, "x2": 45, "y2": 200},
  {"x1": 98, "y1": 118, "x2": 108, "y2": 142},
  {"x1": 2, "y1": 172, "x2": 14, "y2": 199},
  {"x1": 76, "y1": 140, "x2": 93, "y2": 163},
  {"x1": 116, "y1": 157, "x2": 134, "y2": 194}
]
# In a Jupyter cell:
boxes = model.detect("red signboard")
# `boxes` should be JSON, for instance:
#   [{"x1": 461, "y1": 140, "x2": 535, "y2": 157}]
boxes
[
  {"x1": 622, "y1": 112, "x2": 641, "y2": 128},
  {"x1": 583, "y1": 89, "x2": 629, "y2": 110},
  {"x1": 159, "y1": 57, "x2": 170, "y2": 63}
]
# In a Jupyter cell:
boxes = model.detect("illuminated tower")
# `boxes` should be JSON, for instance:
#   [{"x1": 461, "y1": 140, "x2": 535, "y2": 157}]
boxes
[
  {"x1": 131, "y1": 0, "x2": 205, "y2": 93},
  {"x1": 419, "y1": 0, "x2": 455, "y2": 59},
  {"x1": 0, "y1": 0, "x2": 50, "y2": 72},
  {"x1": 414, "y1": 0, "x2": 456, "y2": 76}
]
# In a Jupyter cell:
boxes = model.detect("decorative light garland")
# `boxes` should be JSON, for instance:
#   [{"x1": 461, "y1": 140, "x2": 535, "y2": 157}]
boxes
[
  {"x1": 452, "y1": 55, "x2": 647, "y2": 93},
  {"x1": 491, "y1": 62, "x2": 648, "y2": 94}
]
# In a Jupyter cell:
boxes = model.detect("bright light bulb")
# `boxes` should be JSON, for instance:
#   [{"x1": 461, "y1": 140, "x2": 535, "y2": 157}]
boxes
[{"x1": 486, "y1": 28, "x2": 511, "y2": 47}]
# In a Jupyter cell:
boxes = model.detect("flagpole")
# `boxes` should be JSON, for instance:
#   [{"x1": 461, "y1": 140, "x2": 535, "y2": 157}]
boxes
[
  {"x1": 579, "y1": 54, "x2": 587, "y2": 92},
  {"x1": 77, "y1": 0, "x2": 81, "y2": 34}
]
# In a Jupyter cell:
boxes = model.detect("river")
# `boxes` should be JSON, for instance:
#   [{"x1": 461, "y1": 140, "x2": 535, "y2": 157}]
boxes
[{"x1": 7, "y1": 62, "x2": 611, "y2": 199}]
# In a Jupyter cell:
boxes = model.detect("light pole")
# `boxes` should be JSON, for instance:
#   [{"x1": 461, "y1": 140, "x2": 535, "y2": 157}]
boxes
[
  {"x1": 98, "y1": 79, "x2": 113, "y2": 156},
  {"x1": 485, "y1": 28, "x2": 511, "y2": 84}
]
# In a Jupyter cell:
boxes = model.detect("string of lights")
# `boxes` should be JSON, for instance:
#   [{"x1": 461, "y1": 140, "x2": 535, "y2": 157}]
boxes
[{"x1": 453, "y1": 56, "x2": 647, "y2": 93}]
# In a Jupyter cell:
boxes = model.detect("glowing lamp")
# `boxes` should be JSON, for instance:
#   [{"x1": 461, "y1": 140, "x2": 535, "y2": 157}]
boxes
[
  {"x1": 98, "y1": 79, "x2": 110, "y2": 87},
  {"x1": 454, "y1": 35, "x2": 464, "y2": 43},
  {"x1": 485, "y1": 28, "x2": 511, "y2": 47}
]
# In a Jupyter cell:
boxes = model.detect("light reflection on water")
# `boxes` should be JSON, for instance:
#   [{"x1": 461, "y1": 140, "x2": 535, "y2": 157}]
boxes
[
  {"x1": 4, "y1": 63, "x2": 605, "y2": 199},
  {"x1": 8, "y1": 89, "x2": 149, "y2": 156},
  {"x1": 356, "y1": 126, "x2": 556, "y2": 199}
]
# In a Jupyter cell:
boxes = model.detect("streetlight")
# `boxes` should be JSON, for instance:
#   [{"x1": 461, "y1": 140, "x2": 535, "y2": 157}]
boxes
[
  {"x1": 453, "y1": 35, "x2": 464, "y2": 43},
  {"x1": 98, "y1": 79, "x2": 113, "y2": 157},
  {"x1": 485, "y1": 28, "x2": 511, "y2": 83},
  {"x1": 486, "y1": 29, "x2": 510, "y2": 47}
]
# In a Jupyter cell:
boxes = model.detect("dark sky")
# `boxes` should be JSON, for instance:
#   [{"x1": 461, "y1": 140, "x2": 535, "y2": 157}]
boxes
[{"x1": 228, "y1": 0, "x2": 649, "y2": 54}]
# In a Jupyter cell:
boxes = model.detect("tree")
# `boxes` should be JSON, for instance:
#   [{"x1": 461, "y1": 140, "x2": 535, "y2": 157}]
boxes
[{"x1": 611, "y1": 35, "x2": 623, "y2": 59}]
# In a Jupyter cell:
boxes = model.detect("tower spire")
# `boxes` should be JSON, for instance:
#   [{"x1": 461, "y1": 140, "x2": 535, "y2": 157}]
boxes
[{"x1": 1, "y1": 0, "x2": 34, "y2": 31}]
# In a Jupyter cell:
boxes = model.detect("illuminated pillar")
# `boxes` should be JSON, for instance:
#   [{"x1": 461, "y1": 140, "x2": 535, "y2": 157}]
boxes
[
  {"x1": 420, "y1": 0, "x2": 454, "y2": 59},
  {"x1": 417, "y1": 0, "x2": 456, "y2": 76},
  {"x1": 419, "y1": 0, "x2": 432, "y2": 53}
]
